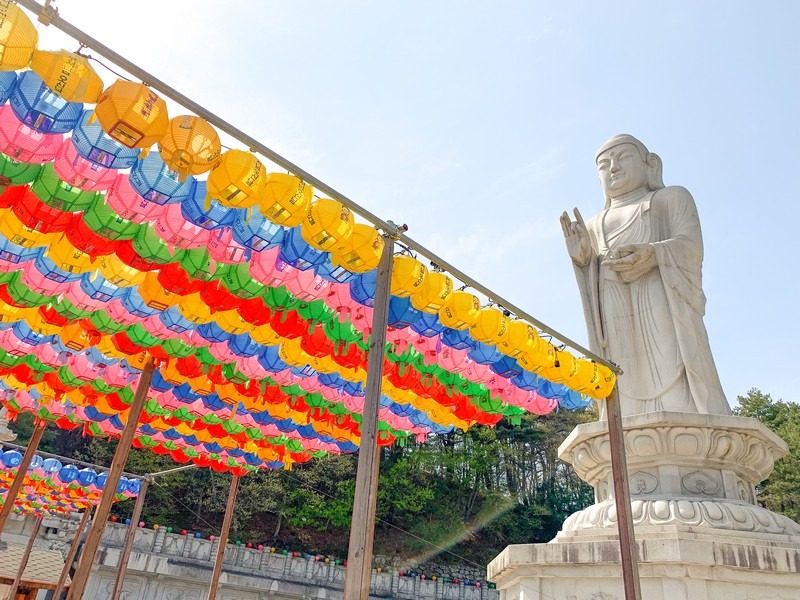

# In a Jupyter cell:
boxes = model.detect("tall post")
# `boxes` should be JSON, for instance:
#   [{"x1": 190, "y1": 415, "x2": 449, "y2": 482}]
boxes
[
  {"x1": 605, "y1": 387, "x2": 642, "y2": 600},
  {"x1": 6, "y1": 514, "x2": 42, "y2": 600},
  {"x1": 53, "y1": 506, "x2": 93, "y2": 600},
  {"x1": 0, "y1": 422, "x2": 46, "y2": 533},
  {"x1": 207, "y1": 474, "x2": 240, "y2": 600},
  {"x1": 344, "y1": 236, "x2": 394, "y2": 600},
  {"x1": 66, "y1": 358, "x2": 155, "y2": 600},
  {"x1": 110, "y1": 477, "x2": 150, "y2": 600}
]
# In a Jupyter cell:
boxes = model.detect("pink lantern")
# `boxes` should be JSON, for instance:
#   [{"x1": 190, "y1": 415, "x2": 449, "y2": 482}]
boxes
[
  {"x1": 53, "y1": 141, "x2": 116, "y2": 191},
  {"x1": 386, "y1": 328, "x2": 417, "y2": 355},
  {"x1": 105, "y1": 174, "x2": 166, "y2": 224},
  {"x1": 324, "y1": 283, "x2": 357, "y2": 322},
  {"x1": 0, "y1": 105, "x2": 63, "y2": 163},
  {"x1": 527, "y1": 391, "x2": 558, "y2": 416},
  {"x1": 249, "y1": 246, "x2": 298, "y2": 287},
  {"x1": 105, "y1": 298, "x2": 145, "y2": 326},
  {"x1": 0, "y1": 255, "x2": 36, "y2": 274},
  {"x1": 284, "y1": 267, "x2": 329, "y2": 302},
  {"x1": 439, "y1": 346, "x2": 470, "y2": 373},
  {"x1": 207, "y1": 228, "x2": 247, "y2": 264},
  {"x1": 64, "y1": 282, "x2": 110, "y2": 312},
  {"x1": 464, "y1": 361, "x2": 495, "y2": 385},
  {"x1": 238, "y1": 356, "x2": 269, "y2": 380},
  {"x1": 34, "y1": 343, "x2": 67, "y2": 368},
  {"x1": 21, "y1": 262, "x2": 71, "y2": 295},
  {"x1": 157, "y1": 390, "x2": 183, "y2": 411},
  {"x1": 181, "y1": 329, "x2": 211, "y2": 348},
  {"x1": 0, "y1": 329, "x2": 36, "y2": 357},
  {"x1": 206, "y1": 341, "x2": 238, "y2": 363},
  {"x1": 140, "y1": 315, "x2": 175, "y2": 340},
  {"x1": 413, "y1": 336, "x2": 441, "y2": 366},
  {"x1": 153, "y1": 203, "x2": 211, "y2": 250},
  {"x1": 269, "y1": 369, "x2": 295, "y2": 386},
  {"x1": 103, "y1": 362, "x2": 137, "y2": 388},
  {"x1": 67, "y1": 353, "x2": 104, "y2": 382}
]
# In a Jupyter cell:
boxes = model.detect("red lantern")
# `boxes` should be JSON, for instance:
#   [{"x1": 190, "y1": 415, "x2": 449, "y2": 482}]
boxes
[
  {"x1": 237, "y1": 297, "x2": 272, "y2": 326},
  {"x1": 270, "y1": 310, "x2": 308, "y2": 340},
  {"x1": 198, "y1": 280, "x2": 239, "y2": 312},
  {"x1": 65, "y1": 216, "x2": 120, "y2": 256},
  {"x1": 300, "y1": 325, "x2": 334, "y2": 358},
  {"x1": 12, "y1": 189, "x2": 74, "y2": 233}
]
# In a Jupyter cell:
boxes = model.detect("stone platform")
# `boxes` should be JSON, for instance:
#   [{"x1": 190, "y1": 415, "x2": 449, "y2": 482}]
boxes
[{"x1": 487, "y1": 412, "x2": 800, "y2": 600}]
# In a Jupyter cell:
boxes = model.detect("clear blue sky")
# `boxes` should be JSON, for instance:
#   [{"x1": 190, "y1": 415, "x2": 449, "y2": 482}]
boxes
[{"x1": 31, "y1": 0, "x2": 799, "y2": 407}]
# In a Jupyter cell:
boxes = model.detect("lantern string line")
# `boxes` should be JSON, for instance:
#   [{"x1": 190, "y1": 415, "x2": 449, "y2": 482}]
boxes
[
  {"x1": 1, "y1": 441, "x2": 142, "y2": 480},
  {"x1": 10, "y1": 0, "x2": 620, "y2": 376},
  {"x1": 150, "y1": 478, "x2": 221, "y2": 533},
  {"x1": 85, "y1": 55, "x2": 133, "y2": 83}
]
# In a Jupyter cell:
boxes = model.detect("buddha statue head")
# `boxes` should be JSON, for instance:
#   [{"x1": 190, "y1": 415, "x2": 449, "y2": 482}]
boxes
[{"x1": 596, "y1": 134, "x2": 664, "y2": 206}]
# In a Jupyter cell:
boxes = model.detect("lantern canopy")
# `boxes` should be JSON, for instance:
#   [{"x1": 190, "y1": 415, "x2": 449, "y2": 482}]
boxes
[
  {"x1": 9, "y1": 70, "x2": 84, "y2": 133},
  {"x1": 0, "y1": 3, "x2": 38, "y2": 71},
  {"x1": 93, "y1": 80, "x2": 169, "y2": 148},
  {"x1": 30, "y1": 50, "x2": 104, "y2": 103}
]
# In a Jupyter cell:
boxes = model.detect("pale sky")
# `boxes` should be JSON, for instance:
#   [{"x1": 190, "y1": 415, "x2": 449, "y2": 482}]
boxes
[{"x1": 26, "y1": 0, "x2": 799, "y2": 407}]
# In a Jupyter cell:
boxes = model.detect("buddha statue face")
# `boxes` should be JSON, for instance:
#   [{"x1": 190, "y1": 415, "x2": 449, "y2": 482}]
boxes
[{"x1": 596, "y1": 142, "x2": 650, "y2": 198}]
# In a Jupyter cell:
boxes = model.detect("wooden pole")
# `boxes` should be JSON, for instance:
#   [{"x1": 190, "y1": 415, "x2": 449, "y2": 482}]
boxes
[
  {"x1": 343, "y1": 237, "x2": 394, "y2": 600},
  {"x1": 605, "y1": 387, "x2": 642, "y2": 600},
  {"x1": 6, "y1": 514, "x2": 42, "y2": 600},
  {"x1": 207, "y1": 474, "x2": 240, "y2": 600},
  {"x1": 0, "y1": 422, "x2": 46, "y2": 533},
  {"x1": 52, "y1": 506, "x2": 93, "y2": 600},
  {"x1": 110, "y1": 477, "x2": 150, "y2": 600},
  {"x1": 66, "y1": 358, "x2": 155, "y2": 600}
]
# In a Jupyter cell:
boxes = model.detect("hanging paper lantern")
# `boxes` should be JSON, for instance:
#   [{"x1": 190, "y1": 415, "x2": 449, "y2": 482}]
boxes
[
  {"x1": 31, "y1": 163, "x2": 99, "y2": 211},
  {"x1": 71, "y1": 109, "x2": 140, "y2": 169},
  {"x1": 387, "y1": 296, "x2": 421, "y2": 329},
  {"x1": 410, "y1": 270, "x2": 452, "y2": 313},
  {"x1": 132, "y1": 226, "x2": 184, "y2": 265},
  {"x1": 104, "y1": 173, "x2": 165, "y2": 223},
  {"x1": 0, "y1": 104, "x2": 63, "y2": 163},
  {"x1": 129, "y1": 152, "x2": 195, "y2": 205},
  {"x1": 316, "y1": 255, "x2": 357, "y2": 284},
  {"x1": 83, "y1": 195, "x2": 143, "y2": 240},
  {"x1": 9, "y1": 71, "x2": 83, "y2": 133},
  {"x1": 497, "y1": 320, "x2": 540, "y2": 359},
  {"x1": 300, "y1": 198, "x2": 353, "y2": 251},
  {"x1": 11, "y1": 190, "x2": 73, "y2": 234},
  {"x1": 390, "y1": 255, "x2": 427, "y2": 298},
  {"x1": 65, "y1": 216, "x2": 120, "y2": 257},
  {"x1": 438, "y1": 291, "x2": 480, "y2": 330},
  {"x1": 158, "y1": 115, "x2": 220, "y2": 181},
  {"x1": 330, "y1": 223, "x2": 384, "y2": 274},
  {"x1": 30, "y1": 50, "x2": 104, "y2": 103},
  {"x1": 470, "y1": 307, "x2": 509, "y2": 345},
  {"x1": 278, "y1": 226, "x2": 326, "y2": 271},
  {"x1": 0, "y1": 3, "x2": 38, "y2": 70},
  {"x1": 0, "y1": 70, "x2": 15, "y2": 103},
  {"x1": 153, "y1": 202, "x2": 211, "y2": 250},
  {"x1": 207, "y1": 227, "x2": 247, "y2": 264},
  {"x1": 180, "y1": 180, "x2": 236, "y2": 230},
  {"x1": 231, "y1": 209, "x2": 285, "y2": 251},
  {"x1": 92, "y1": 80, "x2": 169, "y2": 148},
  {"x1": 207, "y1": 149, "x2": 265, "y2": 209},
  {"x1": 259, "y1": 173, "x2": 312, "y2": 227},
  {"x1": 0, "y1": 153, "x2": 42, "y2": 187},
  {"x1": 53, "y1": 138, "x2": 116, "y2": 191}
]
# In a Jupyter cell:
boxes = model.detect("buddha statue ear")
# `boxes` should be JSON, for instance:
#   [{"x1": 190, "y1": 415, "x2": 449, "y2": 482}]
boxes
[{"x1": 646, "y1": 152, "x2": 665, "y2": 190}]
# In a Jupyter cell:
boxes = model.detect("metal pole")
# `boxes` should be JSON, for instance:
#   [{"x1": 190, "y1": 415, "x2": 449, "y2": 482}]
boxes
[
  {"x1": 52, "y1": 506, "x2": 93, "y2": 600},
  {"x1": 0, "y1": 422, "x2": 46, "y2": 533},
  {"x1": 6, "y1": 514, "x2": 42, "y2": 600},
  {"x1": 110, "y1": 477, "x2": 150, "y2": 600},
  {"x1": 148, "y1": 464, "x2": 198, "y2": 478},
  {"x1": 605, "y1": 387, "x2": 642, "y2": 600},
  {"x1": 343, "y1": 237, "x2": 394, "y2": 600},
  {"x1": 10, "y1": 0, "x2": 618, "y2": 376},
  {"x1": 66, "y1": 358, "x2": 155, "y2": 600},
  {"x1": 207, "y1": 474, "x2": 240, "y2": 600}
]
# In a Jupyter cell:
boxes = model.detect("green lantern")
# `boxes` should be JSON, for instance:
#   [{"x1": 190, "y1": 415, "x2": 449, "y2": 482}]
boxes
[
  {"x1": 132, "y1": 226, "x2": 185, "y2": 265},
  {"x1": 83, "y1": 196, "x2": 143, "y2": 241},
  {"x1": 31, "y1": 163, "x2": 99, "y2": 211},
  {"x1": 0, "y1": 154, "x2": 43, "y2": 185}
]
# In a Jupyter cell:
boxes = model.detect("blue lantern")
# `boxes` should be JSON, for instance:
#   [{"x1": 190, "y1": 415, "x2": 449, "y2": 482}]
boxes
[
  {"x1": 129, "y1": 153, "x2": 194, "y2": 205},
  {"x1": 411, "y1": 312, "x2": 445, "y2": 338},
  {"x1": 196, "y1": 322, "x2": 231, "y2": 343},
  {"x1": 0, "y1": 72, "x2": 17, "y2": 105},
  {"x1": 77, "y1": 468, "x2": 97, "y2": 486},
  {"x1": 1, "y1": 450, "x2": 23, "y2": 468},
  {"x1": 70, "y1": 110, "x2": 139, "y2": 168},
  {"x1": 258, "y1": 345, "x2": 289, "y2": 373},
  {"x1": 158, "y1": 306, "x2": 194, "y2": 334},
  {"x1": 468, "y1": 342, "x2": 503, "y2": 365},
  {"x1": 278, "y1": 226, "x2": 326, "y2": 271},
  {"x1": 9, "y1": 71, "x2": 83, "y2": 134},
  {"x1": 180, "y1": 180, "x2": 237, "y2": 230},
  {"x1": 12, "y1": 321, "x2": 49, "y2": 346},
  {"x1": 349, "y1": 271, "x2": 377, "y2": 306},
  {"x1": 58, "y1": 464, "x2": 80, "y2": 483},
  {"x1": 41, "y1": 457, "x2": 62, "y2": 473},
  {"x1": 33, "y1": 253, "x2": 82, "y2": 283},
  {"x1": 511, "y1": 370, "x2": 539, "y2": 391},
  {"x1": 441, "y1": 327, "x2": 475, "y2": 351},
  {"x1": 95, "y1": 472, "x2": 109, "y2": 489},
  {"x1": 490, "y1": 356, "x2": 522, "y2": 379},
  {"x1": 387, "y1": 296, "x2": 421, "y2": 329},
  {"x1": 0, "y1": 238, "x2": 41, "y2": 264},
  {"x1": 228, "y1": 333, "x2": 260, "y2": 357},
  {"x1": 231, "y1": 210, "x2": 284, "y2": 251},
  {"x1": 121, "y1": 287, "x2": 159, "y2": 318},
  {"x1": 316, "y1": 256, "x2": 357, "y2": 284},
  {"x1": 79, "y1": 272, "x2": 123, "y2": 302}
]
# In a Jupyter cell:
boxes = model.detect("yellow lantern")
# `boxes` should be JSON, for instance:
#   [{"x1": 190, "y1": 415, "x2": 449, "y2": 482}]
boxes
[
  {"x1": 497, "y1": 320, "x2": 540, "y2": 358},
  {"x1": 390, "y1": 255, "x2": 427, "y2": 298},
  {"x1": 517, "y1": 342, "x2": 556, "y2": 374},
  {"x1": 330, "y1": 224, "x2": 384, "y2": 274},
  {"x1": 0, "y1": 301, "x2": 32, "y2": 324},
  {"x1": 568, "y1": 359, "x2": 607, "y2": 398},
  {"x1": 469, "y1": 307, "x2": 509, "y2": 345},
  {"x1": 188, "y1": 374, "x2": 214, "y2": 396},
  {"x1": 30, "y1": 50, "x2": 104, "y2": 102},
  {"x1": 216, "y1": 383, "x2": 245, "y2": 405},
  {"x1": 92, "y1": 80, "x2": 169, "y2": 148},
  {"x1": 96, "y1": 336, "x2": 126, "y2": 360},
  {"x1": 260, "y1": 173, "x2": 312, "y2": 227},
  {"x1": 537, "y1": 349, "x2": 579, "y2": 384},
  {"x1": 410, "y1": 271, "x2": 452, "y2": 313},
  {"x1": 215, "y1": 309, "x2": 254, "y2": 335},
  {"x1": 0, "y1": 208, "x2": 57, "y2": 248},
  {"x1": 176, "y1": 293, "x2": 214, "y2": 324},
  {"x1": 45, "y1": 235, "x2": 93, "y2": 274},
  {"x1": 139, "y1": 272, "x2": 181, "y2": 310},
  {"x1": 206, "y1": 149, "x2": 265, "y2": 209},
  {"x1": 249, "y1": 323, "x2": 282, "y2": 346},
  {"x1": 300, "y1": 198, "x2": 353, "y2": 251},
  {"x1": 279, "y1": 337, "x2": 312, "y2": 368},
  {"x1": 0, "y1": 1, "x2": 37, "y2": 71},
  {"x1": 97, "y1": 256, "x2": 147, "y2": 287},
  {"x1": 593, "y1": 364, "x2": 617, "y2": 399},
  {"x1": 59, "y1": 322, "x2": 94, "y2": 352},
  {"x1": 158, "y1": 115, "x2": 221, "y2": 181},
  {"x1": 309, "y1": 355, "x2": 336, "y2": 374},
  {"x1": 438, "y1": 291, "x2": 480, "y2": 330},
  {"x1": 160, "y1": 361, "x2": 187, "y2": 386},
  {"x1": 25, "y1": 309, "x2": 61, "y2": 335}
]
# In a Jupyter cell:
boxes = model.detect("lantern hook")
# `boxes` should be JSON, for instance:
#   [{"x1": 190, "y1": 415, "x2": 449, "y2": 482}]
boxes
[
  {"x1": 38, "y1": 0, "x2": 58, "y2": 25},
  {"x1": 384, "y1": 220, "x2": 408, "y2": 240}
]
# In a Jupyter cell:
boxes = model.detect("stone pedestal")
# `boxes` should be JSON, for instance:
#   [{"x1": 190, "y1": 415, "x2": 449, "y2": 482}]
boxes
[{"x1": 487, "y1": 412, "x2": 800, "y2": 600}]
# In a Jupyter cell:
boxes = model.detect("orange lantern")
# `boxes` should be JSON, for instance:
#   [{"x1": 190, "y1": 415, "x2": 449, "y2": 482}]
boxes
[
  {"x1": 158, "y1": 115, "x2": 221, "y2": 181},
  {"x1": 138, "y1": 272, "x2": 181, "y2": 311},
  {"x1": 0, "y1": 1, "x2": 38, "y2": 70},
  {"x1": 438, "y1": 291, "x2": 480, "y2": 330},
  {"x1": 97, "y1": 255, "x2": 147, "y2": 287},
  {"x1": 300, "y1": 198, "x2": 353, "y2": 251},
  {"x1": 45, "y1": 235, "x2": 94, "y2": 274},
  {"x1": 260, "y1": 173, "x2": 312, "y2": 227},
  {"x1": 390, "y1": 255, "x2": 427, "y2": 298},
  {"x1": 206, "y1": 149, "x2": 265, "y2": 209},
  {"x1": 30, "y1": 50, "x2": 104, "y2": 103},
  {"x1": 330, "y1": 224, "x2": 384, "y2": 274},
  {"x1": 410, "y1": 271, "x2": 452, "y2": 313},
  {"x1": 92, "y1": 80, "x2": 169, "y2": 148}
]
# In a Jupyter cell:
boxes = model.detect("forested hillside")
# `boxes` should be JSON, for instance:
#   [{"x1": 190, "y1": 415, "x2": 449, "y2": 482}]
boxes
[{"x1": 8, "y1": 388, "x2": 797, "y2": 567}]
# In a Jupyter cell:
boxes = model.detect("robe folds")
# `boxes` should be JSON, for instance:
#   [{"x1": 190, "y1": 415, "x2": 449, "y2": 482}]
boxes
[{"x1": 575, "y1": 185, "x2": 730, "y2": 416}]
